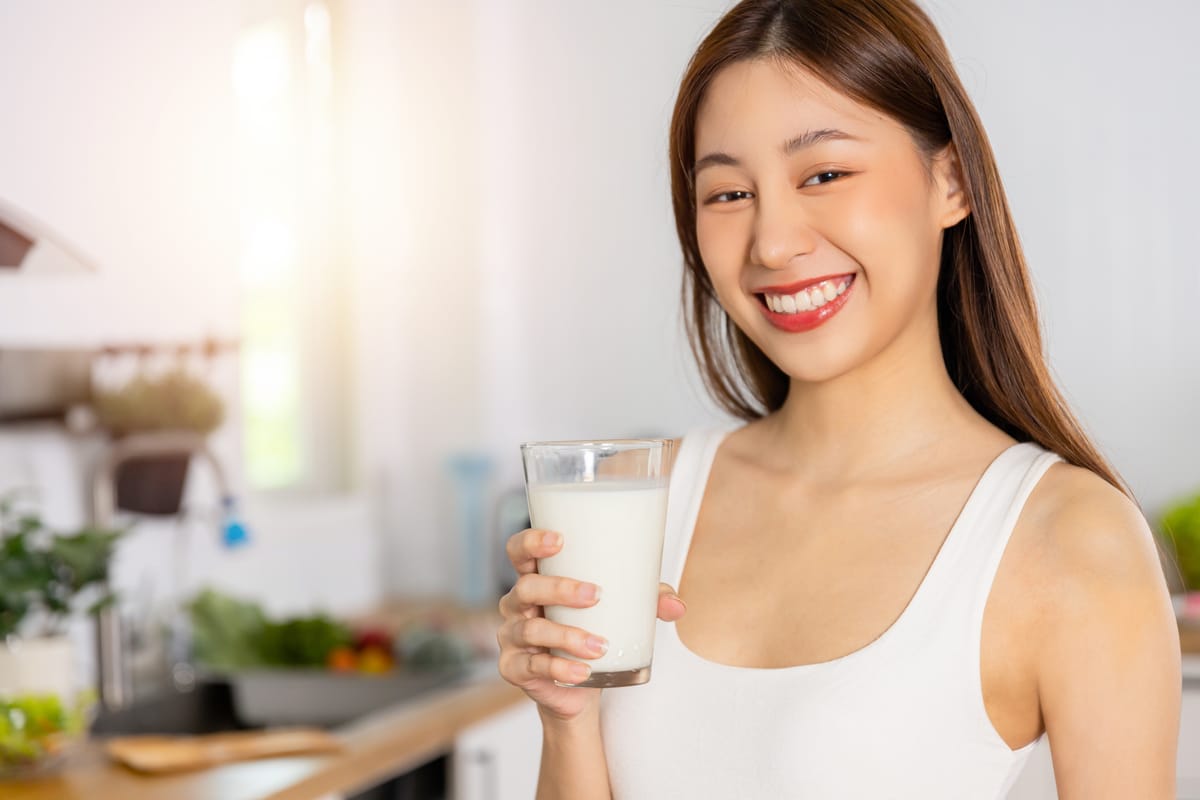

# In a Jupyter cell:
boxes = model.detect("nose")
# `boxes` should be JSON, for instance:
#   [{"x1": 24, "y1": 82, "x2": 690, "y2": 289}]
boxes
[{"x1": 749, "y1": 190, "x2": 818, "y2": 271}]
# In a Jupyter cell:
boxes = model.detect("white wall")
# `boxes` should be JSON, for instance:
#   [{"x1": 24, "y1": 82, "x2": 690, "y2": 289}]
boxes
[
  {"x1": 341, "y1": 0, "x2": 730, "y2": 595},
  {"x1": 0, "y1": 0, "x2": 242, "y2": 345},
  {"x1": 926, "y1": 0, "x2": 1200, "y2": 517}
]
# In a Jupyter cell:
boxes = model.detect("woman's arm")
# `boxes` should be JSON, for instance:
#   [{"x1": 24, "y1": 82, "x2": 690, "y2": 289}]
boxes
[
  {"x1": 1034, "y1": 467, "x2": 1181, "y2": 798},
  {"x1": 536, "y1": 705, "x2": 612, "y2": 800},
  {"x1": 497, "y1": 525, "x2": 688, "y2": 799}
]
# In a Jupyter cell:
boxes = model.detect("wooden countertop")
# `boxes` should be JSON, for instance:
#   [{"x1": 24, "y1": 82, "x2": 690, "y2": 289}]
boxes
[{"x1": 3, "y1": 667, "x2": 528, "y2": 800}]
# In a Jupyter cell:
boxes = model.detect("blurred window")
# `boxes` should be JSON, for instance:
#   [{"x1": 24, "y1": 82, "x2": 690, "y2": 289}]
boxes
[{"x1": 233, "y1": 0, "x2": 346, "y2": 492}]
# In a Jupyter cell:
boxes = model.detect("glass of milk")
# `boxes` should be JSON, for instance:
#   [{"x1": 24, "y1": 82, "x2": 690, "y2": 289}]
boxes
[{"x1": 521, "y1": 439, "x2": 671, "y2": 688}]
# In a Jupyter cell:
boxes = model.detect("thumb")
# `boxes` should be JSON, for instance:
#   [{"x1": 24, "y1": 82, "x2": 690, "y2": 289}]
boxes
[{"x1": 657, "y1": 583, "x2": 686, "y2": 621}]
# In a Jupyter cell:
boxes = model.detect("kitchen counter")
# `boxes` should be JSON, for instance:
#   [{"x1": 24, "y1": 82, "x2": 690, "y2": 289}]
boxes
[
  {"x1": 4, "y1": 596, "x2": 527, "y2": 800},
  {"x1": 3, "y1": 662, "x2": 527, "y2": 800},
  {"x1": 4, "y1": 608, "x2": 1198, "y2": 800}
]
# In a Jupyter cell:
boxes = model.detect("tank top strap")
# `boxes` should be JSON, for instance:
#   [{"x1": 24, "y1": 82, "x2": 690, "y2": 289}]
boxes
[
  {"x1": 960, "y1": 442, "x2": 1064, "y2": 645},
  {"x1": 887, "y1": 441, "x2": 1063, "y2": 672},
  {"x1": 661, "y1": 426, "x2": 734, "y2": 587},
  {"x1": 893, "y1": 442, "x2": 1058, "y2": 625}
]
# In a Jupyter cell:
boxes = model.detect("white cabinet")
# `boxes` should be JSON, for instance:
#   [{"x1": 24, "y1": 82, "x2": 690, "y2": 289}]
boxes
[
  {"x1": 1008, "y1": 655, "x2": 1200, "y2": 799},
  {"x1": 452, "y1": 698, "x2": 542, "y2": 800}
]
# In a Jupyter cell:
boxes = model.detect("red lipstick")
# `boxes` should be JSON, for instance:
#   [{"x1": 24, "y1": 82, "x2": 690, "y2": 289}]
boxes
[{"x1": 756, "y1": 274, "x2": 856, "y2": 333}]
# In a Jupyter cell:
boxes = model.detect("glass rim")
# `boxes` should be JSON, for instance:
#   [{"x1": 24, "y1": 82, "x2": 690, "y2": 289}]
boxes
[{"x1": 520, "y1": 438, "x2": 669, "y2": 451}]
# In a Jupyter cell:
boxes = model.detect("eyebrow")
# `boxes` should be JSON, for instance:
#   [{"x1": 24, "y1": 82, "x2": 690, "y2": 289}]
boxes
[{"x1": 693, "y1": 128, "x2": 860, "y2": 176}]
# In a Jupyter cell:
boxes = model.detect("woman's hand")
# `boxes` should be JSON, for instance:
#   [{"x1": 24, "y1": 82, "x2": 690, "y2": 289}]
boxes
[{"x1": 497, "y1": 528, "x2": 687, "y2": 723}]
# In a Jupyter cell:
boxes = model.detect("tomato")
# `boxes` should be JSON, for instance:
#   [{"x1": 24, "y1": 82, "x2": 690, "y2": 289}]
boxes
[{"x1": 326, "y1": 646, "x2": 358, "y2": 672}]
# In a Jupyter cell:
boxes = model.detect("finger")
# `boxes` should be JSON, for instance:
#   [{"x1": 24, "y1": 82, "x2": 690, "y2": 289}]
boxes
[
  {"x1": 496, "y1": 617, "x2": 517, "y2": 651},
  {"x1": 500, "y1": 650, "x2": 592, "y2": 687},
  {"x1": 657, "y1": 583, "x2": 687, "y2": 621},
  {"x1": 509, "y1": 572, "x2": 601, "y2": 611},
  {"x1": 505, "y1": 528, "x2": 563, "y2": 575},
  {"x1": 511, "y1": 617, "x2": 608, "y2": 660}
]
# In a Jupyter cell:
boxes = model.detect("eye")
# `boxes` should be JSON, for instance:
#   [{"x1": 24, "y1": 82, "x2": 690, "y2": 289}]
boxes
[
  {"x1": 703, "y1": 190, "x2": 754, "y2": 205},
  {"x1": 802, "y1": 171, "x2": 846, "y2": 187}
]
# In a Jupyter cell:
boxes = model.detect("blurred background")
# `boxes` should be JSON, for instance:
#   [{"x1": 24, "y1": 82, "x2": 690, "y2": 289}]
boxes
[{"x1": 0, "y1": 1, "x2": 1196, "y2": 798}]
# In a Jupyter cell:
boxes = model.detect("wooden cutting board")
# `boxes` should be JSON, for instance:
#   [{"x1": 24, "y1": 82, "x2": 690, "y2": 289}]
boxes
[{"x1": 104, "y1": 727, "x2": 342, "y2": 774}]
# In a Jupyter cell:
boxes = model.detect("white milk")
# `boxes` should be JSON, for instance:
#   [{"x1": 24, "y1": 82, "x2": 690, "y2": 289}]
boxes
[{"x1": 528, "y1": 481, "x2": 669, "y2": 675}]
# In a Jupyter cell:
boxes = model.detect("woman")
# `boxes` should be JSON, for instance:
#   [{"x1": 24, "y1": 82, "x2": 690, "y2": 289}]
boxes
[{"x1": 497, "y1": 1, "x2": 1181, "y2": 797}]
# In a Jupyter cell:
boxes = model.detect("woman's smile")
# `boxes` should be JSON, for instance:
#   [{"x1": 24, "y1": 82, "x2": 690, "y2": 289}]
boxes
[{"x1": 755, "y1": 273, "x2": 856, "y2": 333}]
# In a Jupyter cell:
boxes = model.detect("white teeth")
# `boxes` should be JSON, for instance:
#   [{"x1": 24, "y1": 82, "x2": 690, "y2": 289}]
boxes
[{"x1": 763, "y1": 276, "x2": 853, "y2": 315}]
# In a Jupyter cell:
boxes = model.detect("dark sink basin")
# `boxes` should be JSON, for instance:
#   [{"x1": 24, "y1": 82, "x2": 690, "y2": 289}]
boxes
[
  {"x1": 90, "y1": 679, "x2": 254, "y2": 736},
  {"x1": 87, "y1": 666, "x2": 472, "y2": 736}
]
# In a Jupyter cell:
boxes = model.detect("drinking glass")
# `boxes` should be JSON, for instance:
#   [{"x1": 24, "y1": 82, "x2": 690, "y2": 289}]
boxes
[{"x1": 520, "y1": 439, "x2": 671, "y2": 688}]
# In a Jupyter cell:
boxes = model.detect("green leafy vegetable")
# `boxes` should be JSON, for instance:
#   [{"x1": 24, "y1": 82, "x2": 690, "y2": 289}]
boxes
[
  {"x1": 187, "y1": 589, "x2": 352, "y2": 669},
  {"x1": 187, "y1": 588, "x2": 269, "y2": 670},
  {"x1": 257, "y1": 616, "x2": 353, "y2": 667}
]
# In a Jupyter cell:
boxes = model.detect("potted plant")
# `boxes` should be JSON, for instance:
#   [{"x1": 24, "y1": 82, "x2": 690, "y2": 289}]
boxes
[
  {"x1": 0, "y1": 493, "x2": 122, "y2": 773},
  {"x1": 92, "y1": 367, "x2": 225, "y2": 515}
]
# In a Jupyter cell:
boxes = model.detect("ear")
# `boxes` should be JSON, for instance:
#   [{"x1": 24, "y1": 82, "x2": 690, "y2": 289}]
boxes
[{"x1": 932, "y1": 143, "x2": 970, "y2": 229}]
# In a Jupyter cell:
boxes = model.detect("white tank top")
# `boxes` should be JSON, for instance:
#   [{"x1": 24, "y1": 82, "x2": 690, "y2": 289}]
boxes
[{"x1": 601, "y1": 425, "x2": 1063, "y2": 799}]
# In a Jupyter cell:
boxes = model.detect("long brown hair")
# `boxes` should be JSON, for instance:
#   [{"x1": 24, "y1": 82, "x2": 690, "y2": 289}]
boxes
[{"x1": 669, "y1": 0, "x2": 1134, "y2": 500}]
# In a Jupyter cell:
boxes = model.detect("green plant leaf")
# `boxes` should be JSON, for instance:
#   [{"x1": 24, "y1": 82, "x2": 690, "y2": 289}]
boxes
[
  {"x1": 93, "y1": 368, "x2": 225, "y2": 435},
  {"x1": 0, "y1": 503, "x2": 123, "y2": 636},
  {"x1": 1161, "y1": 490, "x2": 1200, "y2": 591}
]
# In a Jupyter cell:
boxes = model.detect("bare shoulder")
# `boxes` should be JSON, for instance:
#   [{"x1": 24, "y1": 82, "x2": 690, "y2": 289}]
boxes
[
  {"x1": 1024, "y1": 461, "x2": 1166, "y2": 595},
  {"x1": 1021, "y1": 460, "x2": 1181, "y2": 795},
  {"x1": 1021, "y1": 461, "x2": 1176, "y2": 633}
]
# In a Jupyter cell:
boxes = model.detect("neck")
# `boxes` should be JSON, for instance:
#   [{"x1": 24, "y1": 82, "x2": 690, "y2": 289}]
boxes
[{"x1": 764, "y1": 313, "x2": 982, "y2": 483}]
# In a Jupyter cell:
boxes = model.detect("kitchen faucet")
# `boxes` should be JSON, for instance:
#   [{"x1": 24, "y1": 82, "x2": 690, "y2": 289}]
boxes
[{"x1": 91, "y1": 430, "x2": 235, "y2": 711}]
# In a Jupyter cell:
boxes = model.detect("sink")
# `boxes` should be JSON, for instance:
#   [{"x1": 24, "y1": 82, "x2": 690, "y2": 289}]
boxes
[
  {"x1": 90, "y1": 679, "x2": 253, "y2": 736},
  {"x1": 224, "y1": 667, "x2": 470, "y2": 727},
  {"x1": 88, "y1": 667, "x2": 471, "y2": 736}
]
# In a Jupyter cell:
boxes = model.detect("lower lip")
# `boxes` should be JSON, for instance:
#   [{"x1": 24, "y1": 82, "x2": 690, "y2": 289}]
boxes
[{"x1": 758, "y1": 276, "x2": 856, "y2": 333}]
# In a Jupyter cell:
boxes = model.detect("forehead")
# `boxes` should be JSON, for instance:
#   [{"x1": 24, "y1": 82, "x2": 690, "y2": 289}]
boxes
[{"x1": 694, "y1": 58, "x2": 899, "y2": 155}]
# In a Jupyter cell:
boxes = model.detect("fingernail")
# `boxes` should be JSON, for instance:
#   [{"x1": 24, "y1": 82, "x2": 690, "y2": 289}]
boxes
[
  {"x1": 671, "y1": 594, "x2": 687, "y2": 611},
  {"x1": 586, "y1": 636, "x2": 608, "y2": 655},
  {"x1": 577, "y1": 583, "x2": 600, "y2": 602},
  {"x1": 542, "y1": 531, "x2": 561, "y2": 548},
  {"x1": 570, "y1": 661, "x2": 591, "y2": 681}
]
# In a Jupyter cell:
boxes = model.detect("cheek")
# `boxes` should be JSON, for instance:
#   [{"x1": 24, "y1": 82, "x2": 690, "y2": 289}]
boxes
[
  {"x1": 823, "y1": 170, "x2": 941, "y2": 288},
  {"x1": 696, "y1": 214, "x2": 749, "y2": 290}
]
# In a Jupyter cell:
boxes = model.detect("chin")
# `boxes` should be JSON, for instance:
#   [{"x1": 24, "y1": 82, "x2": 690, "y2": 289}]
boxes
[{"x1": 739, "y1": 314, "x2": 875, "y2": 387}]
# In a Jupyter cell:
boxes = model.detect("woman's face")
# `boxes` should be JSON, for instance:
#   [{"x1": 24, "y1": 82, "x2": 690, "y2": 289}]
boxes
[{"x1": 692, "y1": 58, "x2": 968, "y2": 384}]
